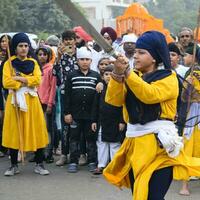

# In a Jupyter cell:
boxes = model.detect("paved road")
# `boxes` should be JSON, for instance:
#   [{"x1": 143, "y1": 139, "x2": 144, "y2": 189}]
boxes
[{"x1": 0, "y1": 156, "x2": 200, "y2": 200}]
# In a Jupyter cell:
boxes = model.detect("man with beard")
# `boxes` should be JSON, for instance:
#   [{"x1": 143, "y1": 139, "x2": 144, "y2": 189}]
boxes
[
  {"x1": 73, "y1": 26, "x2": 92, "y2": 49},
  {"x1": 178, "y1": 27, "x2": 193, "y2": 53}
]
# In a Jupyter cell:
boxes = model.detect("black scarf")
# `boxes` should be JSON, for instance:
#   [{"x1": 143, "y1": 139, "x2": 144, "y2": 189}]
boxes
[
  {"x1": 125, "y1": 69, "x2": 172, "y2": 125},
  {"x1": 12, "y1": 58, "x2": 34, "y2": 75}
]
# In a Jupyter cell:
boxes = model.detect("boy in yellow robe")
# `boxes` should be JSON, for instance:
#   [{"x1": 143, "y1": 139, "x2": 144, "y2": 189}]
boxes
[
  {"x1": 2, "y1": 33, "x2": 49, "y2": 176},
  {"x1": 103, "y1": 31, "x2": 200, "y2": 200},
  {"x1": 179, "y1": 43, "x2": 200, "y2": 195}
]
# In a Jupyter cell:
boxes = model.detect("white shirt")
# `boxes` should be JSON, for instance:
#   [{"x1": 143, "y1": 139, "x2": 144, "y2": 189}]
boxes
[{"x1": 175, "y1": 64, "x2": 189, "y2": 78}]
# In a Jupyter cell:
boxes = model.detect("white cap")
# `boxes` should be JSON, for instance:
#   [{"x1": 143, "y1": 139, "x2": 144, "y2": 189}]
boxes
[
  {"x1": 77, "y1": 46, "x2": 92, "y2": 59},
  {"x1": 122, "y1": 34, "x2": 138, "y2": 44}
]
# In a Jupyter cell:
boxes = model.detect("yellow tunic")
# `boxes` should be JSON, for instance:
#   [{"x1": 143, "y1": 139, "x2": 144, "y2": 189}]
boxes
[
  {"x1": 183, "y1": 70, "x2": 200, "y2": 159},
  {"x1": 2, "y1": 56, "x2": 49, "y2": 151},
  {"x1": 103, "y1": 70, "x2": 200, "y2": 200}
]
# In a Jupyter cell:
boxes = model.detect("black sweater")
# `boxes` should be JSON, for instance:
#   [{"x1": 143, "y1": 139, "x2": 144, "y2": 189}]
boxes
[
  {"x1": 64, "y1": 69, "x2": 101, "y2": 120},
  {"x1": 91, "y1": 82, "x2": 126, "y2": 142}
]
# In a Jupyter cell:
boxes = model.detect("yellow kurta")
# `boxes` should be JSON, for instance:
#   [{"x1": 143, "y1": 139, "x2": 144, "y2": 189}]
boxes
[
  {"x1": 103, "y1": 70, "x2": 200, "y2": 200},
  {"x1": 2, "y1": 56, "x2": 49, "y2": 151},
  {"x1": 182, "y1": 70, "x2": 200, "y2": 160}
]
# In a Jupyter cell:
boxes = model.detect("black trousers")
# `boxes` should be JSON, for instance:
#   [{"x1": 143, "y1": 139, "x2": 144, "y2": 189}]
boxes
[
  {"x1": 10, "y1": 148, "x2": 44, "y2": 165},
  {"x1": 69, "y1": 119, "x2": 97, "y2": 164},
  {"x1": 0, "y1": 121, "x2": 6, "y2": 153},
  {"x1": 129, "y1": 166, "x2": 173, "y2": 200},
  {"x1": 42, "y1": 104, "x2": 55, "y2": 157}
]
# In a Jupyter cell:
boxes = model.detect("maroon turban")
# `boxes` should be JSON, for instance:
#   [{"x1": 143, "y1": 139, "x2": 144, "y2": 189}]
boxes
[{"x1": 100, "y1": 27, "x2": 117, "y2": 42}]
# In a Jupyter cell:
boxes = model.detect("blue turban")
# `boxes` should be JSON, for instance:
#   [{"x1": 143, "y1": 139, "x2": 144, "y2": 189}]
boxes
[
  {"x1": 136, "y1": 31, "x2": 171, "y2": 69},
  {"x1": 12, "y1": 32, "x2": 31, "y2": 51}
]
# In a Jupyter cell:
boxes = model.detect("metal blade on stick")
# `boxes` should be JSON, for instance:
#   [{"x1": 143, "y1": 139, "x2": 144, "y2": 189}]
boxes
[{"x1": 55, "y1": 0, "x2": 118, "y2": 58}]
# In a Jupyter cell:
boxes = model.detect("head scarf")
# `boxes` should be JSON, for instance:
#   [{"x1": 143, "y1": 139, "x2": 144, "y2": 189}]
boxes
[
  {"x1": 168, "y1": 42, "x2": 181, "y2": 55},
  {"x1": 136, "y1": 31, "x2": 171, "y2": 69},
  {"x1": 100, "y1": 27, "x2": 117, "y2": 43},
  {"x1": 122, "y1": 34, "x2": 138, "y2": 44},
  {"x1": 77, "y1": 47, "x2": 92, "y2": 59},
  {"x1": 73, "y1": 26, "x2": 92, "y2": 42},
  {"x1": 11, "y1": 33, "x2": 34, "y2": 74},
  {"x1": 12, "y1": 32, "x2": 31, "y2": 51},
  {"x1": 46, "y1": 35, "x2": 60, "y2": 46}
]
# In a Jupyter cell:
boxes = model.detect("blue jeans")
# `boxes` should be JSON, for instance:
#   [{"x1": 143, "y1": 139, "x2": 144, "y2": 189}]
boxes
[{"x1": 60, "y1": 95, "x2": 70, "y2": 155}]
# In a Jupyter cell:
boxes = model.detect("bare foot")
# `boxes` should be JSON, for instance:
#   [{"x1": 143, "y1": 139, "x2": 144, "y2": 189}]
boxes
[{"x1": 179, "y1": 189, "x2": 190, "y2": 196}]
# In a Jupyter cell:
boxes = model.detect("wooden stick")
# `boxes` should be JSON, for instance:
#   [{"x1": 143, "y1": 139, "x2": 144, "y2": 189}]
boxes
[
  {"x1": 190, "y1": 6, "x2": 200, "y2": 76},
  {"x1": 185, "y1": 6, "x2": 200, "y2": 113},
  {"x1": 5, "y1": 35, "x2": 25, "y2": 164}
]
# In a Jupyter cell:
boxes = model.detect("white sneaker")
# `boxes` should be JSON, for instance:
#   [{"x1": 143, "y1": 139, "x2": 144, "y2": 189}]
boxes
[
  {"x1": 34, "y1": 164, "x2": 50, "y2": 175},
  {"x1": 0, "y1": 151, "x2": 5, "y2": 157},
  {"x1": 189, "y1": 176, "x2": 199, "y2": 181},
  {"x1": 4, "y1": 165, "x2": 20, "y2": 176},
  {"x1": 56, "y1": 155, "x2": 67, "y2": 166},
  {"x1": 79, "y1": 154, "x2": 87, "y2": 166}
]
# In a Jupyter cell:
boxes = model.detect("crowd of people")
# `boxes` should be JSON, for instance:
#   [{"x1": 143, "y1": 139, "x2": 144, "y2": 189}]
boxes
[{"x1": 0, "y1": 25, "x2": 200, "y2": 199}]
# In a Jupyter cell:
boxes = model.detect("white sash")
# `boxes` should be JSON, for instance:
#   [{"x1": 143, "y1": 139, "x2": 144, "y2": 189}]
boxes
[
  {"x1": 126, "y1": 120, "x2": 183, "y2": 158},
  {"x1": 10, "y1": 87, "x2": 38, "y2": 112}
]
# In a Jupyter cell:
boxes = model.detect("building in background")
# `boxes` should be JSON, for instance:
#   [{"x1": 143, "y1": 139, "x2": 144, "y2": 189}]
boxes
[{"x1": 72, "y1": 0, "x2": 148, "y2": 31}]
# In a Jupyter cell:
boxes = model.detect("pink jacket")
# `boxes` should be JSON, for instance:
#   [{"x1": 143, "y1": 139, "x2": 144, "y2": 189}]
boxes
[{"x1": 38, "y1": 63, "x2": 57, "y2": 107}]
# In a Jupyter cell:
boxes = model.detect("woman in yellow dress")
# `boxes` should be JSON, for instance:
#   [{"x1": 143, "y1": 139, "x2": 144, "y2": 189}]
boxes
[
  {"x1": 103, "y1": 31, "x2": 200, "y2": 200},
  {"x1": 179, "y1": 43, "x2": 200, "y2": 195},
  {"x1": 2, "y1": 33, "x2": 49, "y2": 176}
]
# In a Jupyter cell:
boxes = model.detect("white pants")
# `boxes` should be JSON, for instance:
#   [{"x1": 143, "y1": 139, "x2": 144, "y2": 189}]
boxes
[{"x1": 97, "y1": 128, "x2": 121, "y2": 168}]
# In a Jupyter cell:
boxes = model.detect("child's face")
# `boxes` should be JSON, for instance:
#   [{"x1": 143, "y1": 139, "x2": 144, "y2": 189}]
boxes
[
  {"x1": 98, "y1": 59, "x2": 109, "y2": 73},
  {"x1": 134, "y1": 48, "x2": 155, "y2": 73},
  {"x1": 78, "y1": 58, "x2": 92, "y2": 71},
  {"x1": 184, "y1": 53, "x2": 193, "y2": 67},
  {"x1": 16, "y1": 42, "x2": 29, "y2": 58},
  {"x1": 103, "y1": 71, "x2": 111, "y2": 84},
  {"x1": 62, "y1": 38, "x2": 76, "y2": 47},
  {"x1": 37, "y1": 50, "x2": 48, "y2": 65},
  {"x1": 0, "y1": 36, "x2": 9, "y2": 50},
  {"x1": 169, "y1": 52, "x2": 180, "y2": 68}
]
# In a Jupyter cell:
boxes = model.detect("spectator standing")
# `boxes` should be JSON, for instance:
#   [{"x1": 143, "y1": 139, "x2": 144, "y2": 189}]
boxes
[
  {"x1": 64, "y1": 47, "x2": 101, "y2": 173},
  {"x1": 3, "y1": 33, "x2": 49, "y2": 176},
  {"x1": 37, "y1": 46, "x2": 57, "y2": 163},
  {"x1": 53, "y1": 30, "x2": 78, "y2": 166},
  {"x1": 91, "y1": 65, "x2": 126, "y2": 174}
]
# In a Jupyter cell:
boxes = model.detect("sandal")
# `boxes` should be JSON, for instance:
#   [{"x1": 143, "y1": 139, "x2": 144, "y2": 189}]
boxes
[{"x1": 93, "y1": 167, "x2": 104, "y2": 175}]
